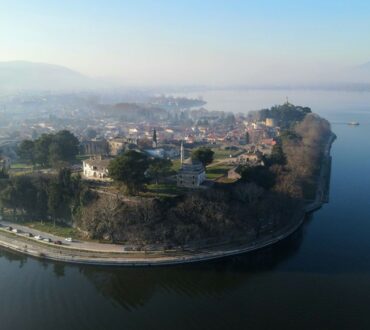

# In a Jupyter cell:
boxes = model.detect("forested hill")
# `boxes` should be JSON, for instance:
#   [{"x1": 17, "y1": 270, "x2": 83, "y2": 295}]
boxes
[{"x1": 248, "y1": 103, "x2": 312, "y2": 128}]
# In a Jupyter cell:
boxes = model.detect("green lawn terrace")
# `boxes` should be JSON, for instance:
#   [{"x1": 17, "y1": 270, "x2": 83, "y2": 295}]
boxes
[
  {"x1": 8, "y1": 162, "x2": 34, "y2": 176},
  {"x1": 23, "y1": 221, "x2": 80, "y2": 239},
  {"x1": 206, "y1": 163, "x2": 235, "y2": 180},
  {"x1": 7, "y1": 161, "x2": 61, "y2": 177},
  {"x1": 142, "y1": 183, "x2": 189, "y2": 198},
  {"x1": 211, "y1": 147, "x2": 242, "y2": 160}
]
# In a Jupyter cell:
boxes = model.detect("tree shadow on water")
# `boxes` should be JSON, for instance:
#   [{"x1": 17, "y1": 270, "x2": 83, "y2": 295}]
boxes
[{"x1": 75, "y1": 223, "x2": 306, "y2": 311}]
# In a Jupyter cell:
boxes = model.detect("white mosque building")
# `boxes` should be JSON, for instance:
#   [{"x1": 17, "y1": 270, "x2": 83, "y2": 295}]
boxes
[{"x1": 176, "y1": 142, "x2": 206, "y2": 188}]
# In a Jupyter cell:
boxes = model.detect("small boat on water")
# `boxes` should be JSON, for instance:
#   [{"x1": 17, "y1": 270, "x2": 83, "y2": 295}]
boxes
[{"x1": 348, "y1": 121, "x2": 360, "y2": 126}]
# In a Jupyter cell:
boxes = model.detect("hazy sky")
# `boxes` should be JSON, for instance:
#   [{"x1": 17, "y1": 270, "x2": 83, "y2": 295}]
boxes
[{"x1": 1, "y1": 0, "x2": 370, "y2": 85}]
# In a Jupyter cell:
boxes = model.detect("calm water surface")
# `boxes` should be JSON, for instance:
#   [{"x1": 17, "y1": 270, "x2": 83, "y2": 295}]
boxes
[{"x1": 1, "y1": 91, "x2": 370, "y2": 330}]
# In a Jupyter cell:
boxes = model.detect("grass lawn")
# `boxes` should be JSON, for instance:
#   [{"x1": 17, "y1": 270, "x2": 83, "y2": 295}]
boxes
[
  {"x1": 76, "y1": 155, "x2": 90, "y2": 161},
  {"x1": 206, "y1": 164, "x2": 234, "y2": 180},
  {"x1": 22, "y1": 221, "x2": 79, "y2": 239},
  {"x1": 10, "y1": 162, "x2": 33, "y2": 169},
  {"x1": 212, "y1": 148, "x2": 241, "y2": 160},
  {"x1": 171, "y1": 159, "x2": 182, "y2": 171},
  {"x1": 144, "y1": 183, "x2": 187, "y2": 197},
  {"x1": 9, "y1": 169, "x2": 34, "y2": 176}
]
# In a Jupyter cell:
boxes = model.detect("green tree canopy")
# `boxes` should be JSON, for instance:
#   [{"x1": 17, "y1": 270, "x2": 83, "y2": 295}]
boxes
[
  {"x1": 191, "y1": 147, "x2": 214, "y2": 167},
  {"x1": 264, "y1": 140, "x2": 286, "y2": 166},
  {"x1": 18, "y1": 140, "x2": 35, "y2": 165},
  {"x1": 0, "y1": 169, "x2": 90, "y2": 223},
  {"x1": 18, "y1": 130, "x2": 79, "y2": 168},
  {"x1": 147, "y1": 158, "x2": 173, "y2": 184},
  {"x1": 108, "y1": 150, "x2": 150, "y2": 194},
  {"x1": 238, "y1": 165, "x2": 276, "y2": 190}
]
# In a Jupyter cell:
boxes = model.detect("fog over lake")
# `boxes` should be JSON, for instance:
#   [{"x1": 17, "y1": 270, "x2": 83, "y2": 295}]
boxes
[{"x1": 175, "y1": 89, "x2": 370, "y2": 118}]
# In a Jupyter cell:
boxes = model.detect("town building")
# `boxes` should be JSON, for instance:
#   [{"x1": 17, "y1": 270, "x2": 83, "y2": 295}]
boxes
[
  {"x1": 177, "y1": 159, "x2": 206, "y2": 188},
  {"x1": 0, "y1": 156, "x2": 11, "y2": 171},
  {"x1": 234, "y1": 150, "x2": 263, "y2": 166},
  {"x1": 108, "y1": 138, "x2": 126, "y2": 156},
  {"x1": 265, "y1": 118, "x2": 276, "y2": 127},
  {"x1": 177, "y1": 141, "x2": 206, "y2": 188},
  {"x1": 82, "y1": 156, "x2": 111, "y2": 180},
  {"x1": 81, "y1": 139, "x2": 109, "y2": 155}
]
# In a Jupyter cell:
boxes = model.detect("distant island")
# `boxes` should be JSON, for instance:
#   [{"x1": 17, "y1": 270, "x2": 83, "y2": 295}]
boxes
[{"x1": 0, "y1": 101, "x2": 335, "y2": 265}]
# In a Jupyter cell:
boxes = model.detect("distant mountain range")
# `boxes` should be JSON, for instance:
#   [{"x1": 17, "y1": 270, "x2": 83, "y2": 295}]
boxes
[
  {"x1": 356, "y1": 61, "x2": 370, "y2": 70},
  {"x1": 347, "y1": 61, "x2": 370, "y2": 83},
  {"x1": 0, "y1": 60, "x2": 370, "y2": 93},
  {"x1": 0, "y1": 61, "x2": 98, "y2": 92}
]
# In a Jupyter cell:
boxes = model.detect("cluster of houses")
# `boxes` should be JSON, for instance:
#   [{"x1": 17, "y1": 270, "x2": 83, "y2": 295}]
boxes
[
  {"x1": 82, "y1": 138, "x2": 207, "y2": 189},
  {"x1": 81, "y1": 121, "x2": 277, "y2": 190}
]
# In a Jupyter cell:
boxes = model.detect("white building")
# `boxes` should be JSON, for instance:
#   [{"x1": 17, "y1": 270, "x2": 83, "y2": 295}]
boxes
[
  {"x1": 83, "y1": 156, "x2": 111, "y2": 180},
  {"x1": 0, "y1": 156, "x2": 11, "y2": 171},
  {"x1": 177, "y1": 159, "x2": 206, "y2": 188}
]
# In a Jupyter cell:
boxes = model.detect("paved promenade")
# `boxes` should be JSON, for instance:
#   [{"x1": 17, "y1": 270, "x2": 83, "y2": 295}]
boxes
[{"x1": 0, "y1": 214, "x2": 305, "y2": 266}]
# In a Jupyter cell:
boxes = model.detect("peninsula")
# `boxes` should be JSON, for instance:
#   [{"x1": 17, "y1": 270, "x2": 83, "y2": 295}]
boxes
[{"x1": 0, "y1": 101, "x2": 335, "y2": 266}]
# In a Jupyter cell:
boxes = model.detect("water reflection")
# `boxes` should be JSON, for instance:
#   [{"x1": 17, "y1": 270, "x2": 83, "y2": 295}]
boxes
[
  {"x1": 75, "y1": 223, "x2": 305, "y2": 310},
  {"x1": 53, "y1": 263, "x2": 66, "y2": 278},
  {"x1": 0, "y1": 247, "x2": 28, "y2": 267},
  {"x1": 0, "y1": 216, "x2": 306, "y2": 313}
]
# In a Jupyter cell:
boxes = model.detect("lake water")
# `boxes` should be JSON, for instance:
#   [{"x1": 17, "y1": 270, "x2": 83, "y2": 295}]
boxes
[{"x1": 1, "y1": 90, "x2": 370, "y2": 330}]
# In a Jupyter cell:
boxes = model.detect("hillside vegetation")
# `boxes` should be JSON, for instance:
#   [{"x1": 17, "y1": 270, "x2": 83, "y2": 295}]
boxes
[
  {"x1": 0, "y1": 106, "x2": 332, "y2": 247},
  {"x1": 76, "y1": 111, "x2": 332, "y2": 246}
]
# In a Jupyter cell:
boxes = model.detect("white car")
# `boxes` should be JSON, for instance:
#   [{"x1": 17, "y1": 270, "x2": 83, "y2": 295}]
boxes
[
  {"x1": 65, "y1": 237, "x2": 73, "y2": 242},
  {"x1": 34, "y1": 235, "x2": 43, "y2": 240}
]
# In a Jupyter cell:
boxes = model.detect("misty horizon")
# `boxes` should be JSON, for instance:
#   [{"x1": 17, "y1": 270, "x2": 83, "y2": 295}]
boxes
[
  {"x1": 1, "y1": 1, "x2": 370, "y2": 88},
  {"x1": 1, "y1": 60, "x2": 370, "y2": 93}
]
